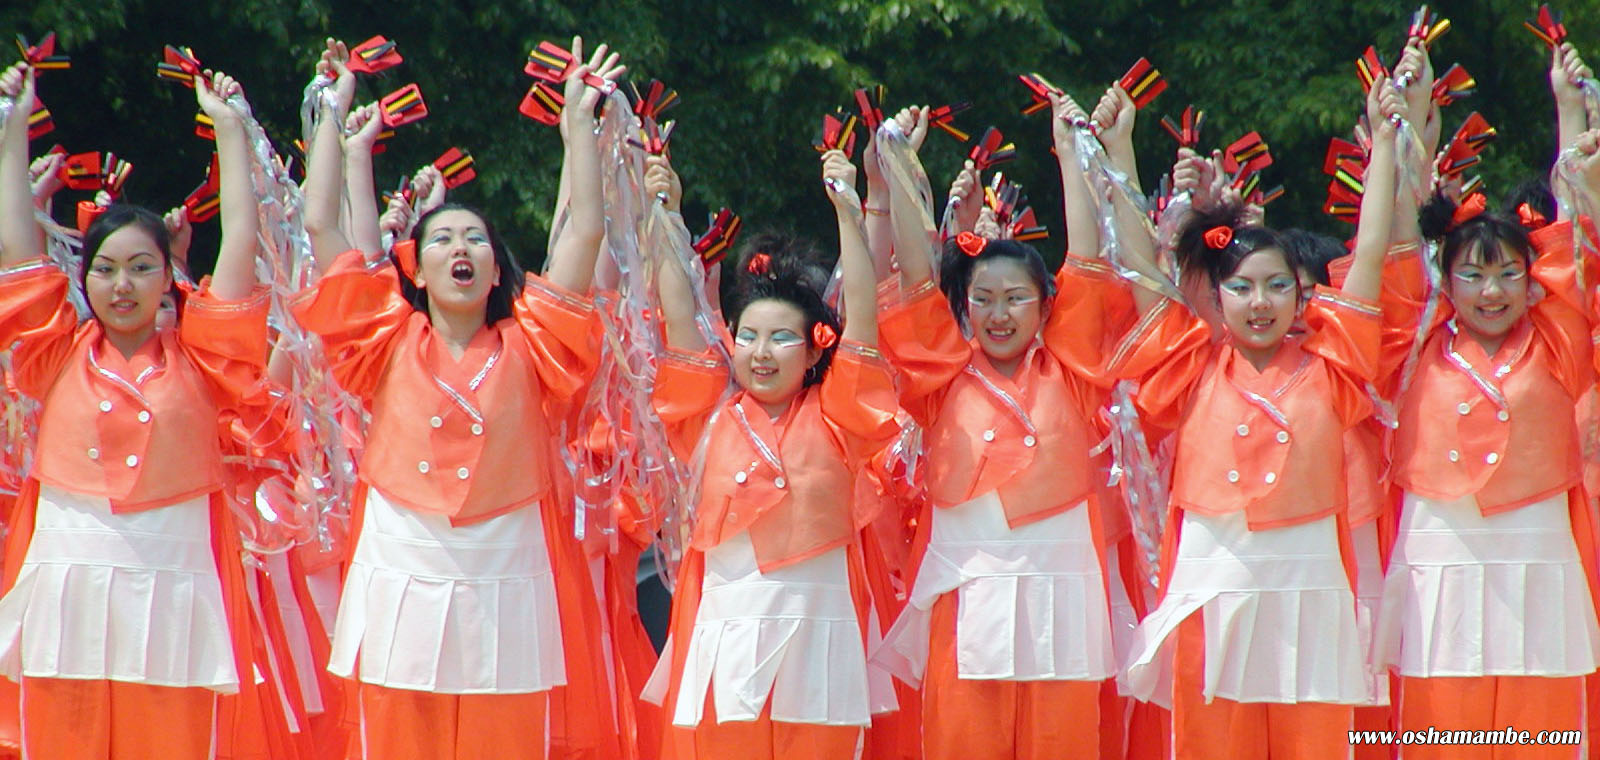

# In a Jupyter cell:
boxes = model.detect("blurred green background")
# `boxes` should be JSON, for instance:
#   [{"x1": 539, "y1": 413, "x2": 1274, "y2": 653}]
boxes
[{"x1": 4, "y1": 0, "x2": 1593, "y2": 273}]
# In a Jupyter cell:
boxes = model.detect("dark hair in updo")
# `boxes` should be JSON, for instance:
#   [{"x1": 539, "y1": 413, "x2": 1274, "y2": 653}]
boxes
[
  {"x1": 1176, "y1": 203, "x2": 1298, "y2": 292},
  {"x1": 1418, "y1": 192, "x2": 1533, "y2": 273},
  {"x1": 723, "y1": 235, "x2": 840, "y2": 388},
  {"x1": 1280, "y1": 228, "x2": 1345, "y2": 287},
  {"x1": 937, "y1": 237, "x2": 1054, "y2": 330},
  {"x1": 403, "y1": 203, "x2": 526, "y2": 325}
]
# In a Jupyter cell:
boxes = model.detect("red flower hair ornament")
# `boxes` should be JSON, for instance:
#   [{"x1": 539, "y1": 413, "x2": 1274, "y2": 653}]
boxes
[
  {"x1": 955, "y1": 231, "x2": 989, "y2": 257},
  {"x1": 746, "y1": 252, "x2": 771, "y2": 275},
  {"x1": 1515, "y1": 202, "x2": 1548, "y2": 230},
  {"x1": 1449, "y1": 192, "x2": 1488, "y2": 231},
  {"x1": 1202, "y1": 225, "x2": 1234, "y2": 250},
  {"x1": 811, "y1": 322, "x2": 838, "y2": 348}
]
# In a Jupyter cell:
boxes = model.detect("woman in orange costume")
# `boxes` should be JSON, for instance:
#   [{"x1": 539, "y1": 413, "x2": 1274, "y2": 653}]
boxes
[
  {"x1": 1371, "y1": 104, "x2": 1600, "y2": 760},
  {"x1": 644, "y1": 149, "x2": 898, "y2": 759},
  {"x1": 1112, "y1": 77, "x2": 1402, "y2": 759},
  {"x1": 0, "y1": 61, "x2": 275, "y2": 759},
  {"x1": 871, "y1": 88, "x2": 1132, "y2": 759},
  {"x1": 291, "y1": 37, "x2": 624, "y2": 759}
]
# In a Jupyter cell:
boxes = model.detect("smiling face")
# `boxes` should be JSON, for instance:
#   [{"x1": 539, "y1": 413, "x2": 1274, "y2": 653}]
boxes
[
  {"x1": 732, "y1": 298, "x2": 819, "y2": 414},
  {"x1": 966, "y1": 257, "x2": 1044, "y2": 369},
  {"x1": 85, "y1": 224, "x2": 173, "y2": 346},
  {"x1": 413, "y1": 208, "x2": 500, "y2": 318},
  {"x1": 1216, "y1": 249, "x2": 1300, "y2": 365},
  {"x1": 1446, "y1": 241, "x2": 1530, "y2": 349}
]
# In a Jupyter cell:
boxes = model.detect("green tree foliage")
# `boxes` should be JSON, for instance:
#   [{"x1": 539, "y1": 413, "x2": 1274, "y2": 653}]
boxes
[{"x1": 5, "y1": 0, "x2": 1596, "y2": 274}]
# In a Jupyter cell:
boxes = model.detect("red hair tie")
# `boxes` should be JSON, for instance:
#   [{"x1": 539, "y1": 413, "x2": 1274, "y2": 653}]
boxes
[
  {"x1": 1202, "y1": 225, "x2": 1233, "y2": 250},
  {"x1": 746, "y1": 252, "x2": 771, "y2": 275},
  {"x1": 955, "y1": 231, "x2": 988, "y2": 257},
  {"x1": 76, "y1": 201, "x2": 106, "y2": 235},
  {"x1": 811, "y1": 322, "x2": 838, "y2": 348},
  {"x1": 1515, "y1": 202, "x2": 1548, "y2": 230},
  {"x1": 1449, "y1": 192, "x2": 1487, "y2": 231}
]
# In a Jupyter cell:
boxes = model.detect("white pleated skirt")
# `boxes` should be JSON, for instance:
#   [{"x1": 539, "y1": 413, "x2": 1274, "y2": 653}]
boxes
[
  {"x1": 328, "y1": 487, "x2": 566, "y2": 694},
  {"x1": 0, "y1": 485, "x2": 238, "y2": 691},
  {"x1": 646, "y1": 532, "x2": 873, "y2": 727},
  {"x1": 875, "y1": 492, "x2": 1116, "y2": 685},
  {"x1": 1374, "y1": 491, "x2": 1600, "y2": 677},
  {"x1": 1122, "y1": 510, "x2": 1367, "y2": 708}
]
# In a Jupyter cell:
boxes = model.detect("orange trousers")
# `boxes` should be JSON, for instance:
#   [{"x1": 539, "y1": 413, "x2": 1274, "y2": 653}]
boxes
[
  {"x1": 357, "y1": 683, "x2": 547, "y2": 760},
  {"x1": 1172, "y1": 615, "x2": 1354, "y2": 760},
  {"x1": 922, "y1": 592, "x2": 1102, "y2": 760},
  {"x1": 1397, "y1": 675, "x2": 1585, "y2": 759},
  {"x1": 663, "y1": 688, "x2": 862, "y2": 759},
  {"x1": 19, "y1": 677, "x2": 215, "y2": 760}
]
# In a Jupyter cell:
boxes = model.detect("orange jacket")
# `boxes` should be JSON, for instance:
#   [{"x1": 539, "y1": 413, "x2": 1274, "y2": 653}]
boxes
[
  {"x1": 291, "y1": 250, "x2": 599, "y2": 526},
  {"x1": 876, "y1": 254, "x2": 1134, "y2": 529},
  {"x1": 1384, "y1": 222, "x2": 1593, "y2": 515},
  {"x1": 0, "y1": 258, "x2": 270, "y2": 512},
  {"x1": 1116, "y1": 288, "x2": 1382, "y2": 529},
  {"x1": 653, "y1": 340, "x2": 900, "y2": 573}
]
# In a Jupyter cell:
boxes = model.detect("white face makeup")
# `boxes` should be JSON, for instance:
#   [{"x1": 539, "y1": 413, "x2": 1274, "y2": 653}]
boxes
[
  {"x1": 85, "y1": 224, "x2": 172, "y2": 347},
  {"x1": 966, "y1": 257, "x2": 1044, "y2": 370},
  {"x1": 732, "y1": 299, "x2": 819, "y2": 415},
  {"x1": 1216, "y1": 249, "x2": 1300, "y2": 366},
  {"x1": 1447, "y1": 241, "x2": 1530, "y2": 350},
  {"x1": 413, "y1": 208, "x2": 500, "y2": 317}
]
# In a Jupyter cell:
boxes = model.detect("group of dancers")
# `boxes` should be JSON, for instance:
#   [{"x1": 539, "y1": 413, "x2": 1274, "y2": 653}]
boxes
[{"x1": 0, "y1": 7, "x2": 1599, "y2": 760}]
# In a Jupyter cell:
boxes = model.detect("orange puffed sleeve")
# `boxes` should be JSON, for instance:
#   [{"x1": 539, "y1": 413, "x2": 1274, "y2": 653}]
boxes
[
  {"x1": 0, "y1": 259, "x2": 77, "y2": 399},
  {"x1": 1372, "y1": 242, "x2": 1434, "y2": 392},
  {"x1": 819, "y1": 340, "x2": 901, "y2": 457},
  {"x1": 650, "y1": 347, "x2": 729, "y2": 459},
  {"x1": 1524, "y1": 220, "x2": 1597, "y2": 397},
  {"x1": 876, "y1": 277, "x2": 972, "y2": 427},
  {"x1": 290, "y1": 249, "x2": 413, "y2": 401},
  {"x1": 1300, "y1": 287, "x2": 1382, "y2": 428},
  {"x1": 1112, "y1": 300, "x2": 1214, "y2": 431},
  {"x1": 511, "y1": 274, "x2": 601, "y2": 402},
  {"x1": 179, "y1": 278, "x2": 271, "y2": 412},
  {"x1": 1043, "y1": 253, "x2": 1137, "y2": 387}
]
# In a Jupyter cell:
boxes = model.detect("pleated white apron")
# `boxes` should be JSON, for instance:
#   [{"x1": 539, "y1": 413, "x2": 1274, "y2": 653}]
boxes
[
  {"x1": 0, "y1": 485, "x2": 238, "y2": 691},
  {"x1": 1122, "y1": 510, "x2": 1367, "y2": 708},
  {"x1": 875, "y1": 492, "x2": 1116, "y2": 685},
  {"x1": 1375, "y1": 491, "x2": 1600, "y2": 677},
  {"x1": 328, "y1": 486, "x2": 566, "y2": 694},
  {"x1": 644, "y1": 532, "x2": 873, "y2": 727}
]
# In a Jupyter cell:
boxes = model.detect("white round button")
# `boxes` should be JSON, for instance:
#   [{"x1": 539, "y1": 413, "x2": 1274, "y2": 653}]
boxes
[
  {"x1": 1023, "y1": 435, "x2": 1037, "y2": 447},
  {"x1": 734, "y1": 471, "x2": 748, "y2": 484},
  {"x1": 726, "y1": 512, "x2": 738, "y2": 523},
  {"x1": 1275, "y1": 431, "x2": 1290, "y2": 444},
  {"x1": 457, "y1": 467, "x2": 469, "y2": 480},
  {"x1": 1448, "y1": 450, "x2": 1460, "y2": 462},
  {"x1": 1457, "y1": 402, "x2": 1471, "y2": 415},
  {"x1": 1486, "y1": 452, "x2": 1500, "y2": 465},
  {"x1": 86, "y1": 447, "x2": 99, "y2": 460},
  {"x1": 98, "y1": 400, "x2": 112, "y2": 413},
  {"x1": 1226, "y1": 470, "x2": 1240, "y2": 483},
  {"x1": 1236, "y1": 424, "x2": 1249, "y2": 436},
  {"x1": 430, "y1": 416, "x2": 443, "y2": 428},
  {"x1": 471, "y1": 423, "x2": 484, "y2": 436},
  {"x1": 125, "y1": 454, "x2": 138, "y2": 468},
  {"x1": 774, "y1": 477, "x2": 787, "y2": 489},
  {"x1": 1264, "y1": 472, "x2": 1277, "y2": 485},
  {"x1": 982, "y1": 430, "x2": 996, "y2": 442},
  {"x1": 1496, "y1": 410, "x2": 1510, "y2": 422},
  {"x1": 137, "y1": 410, "x2": 151, "y2": 423},
  {"x1": 418, "y1": 460, "x2": 430, "y2": 474}
]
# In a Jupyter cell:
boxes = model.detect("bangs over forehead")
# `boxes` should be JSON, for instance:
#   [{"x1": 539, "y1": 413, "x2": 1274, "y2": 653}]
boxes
[{"x1": 1450, "y1": 235, "x2": 1528, "y2": 269}]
